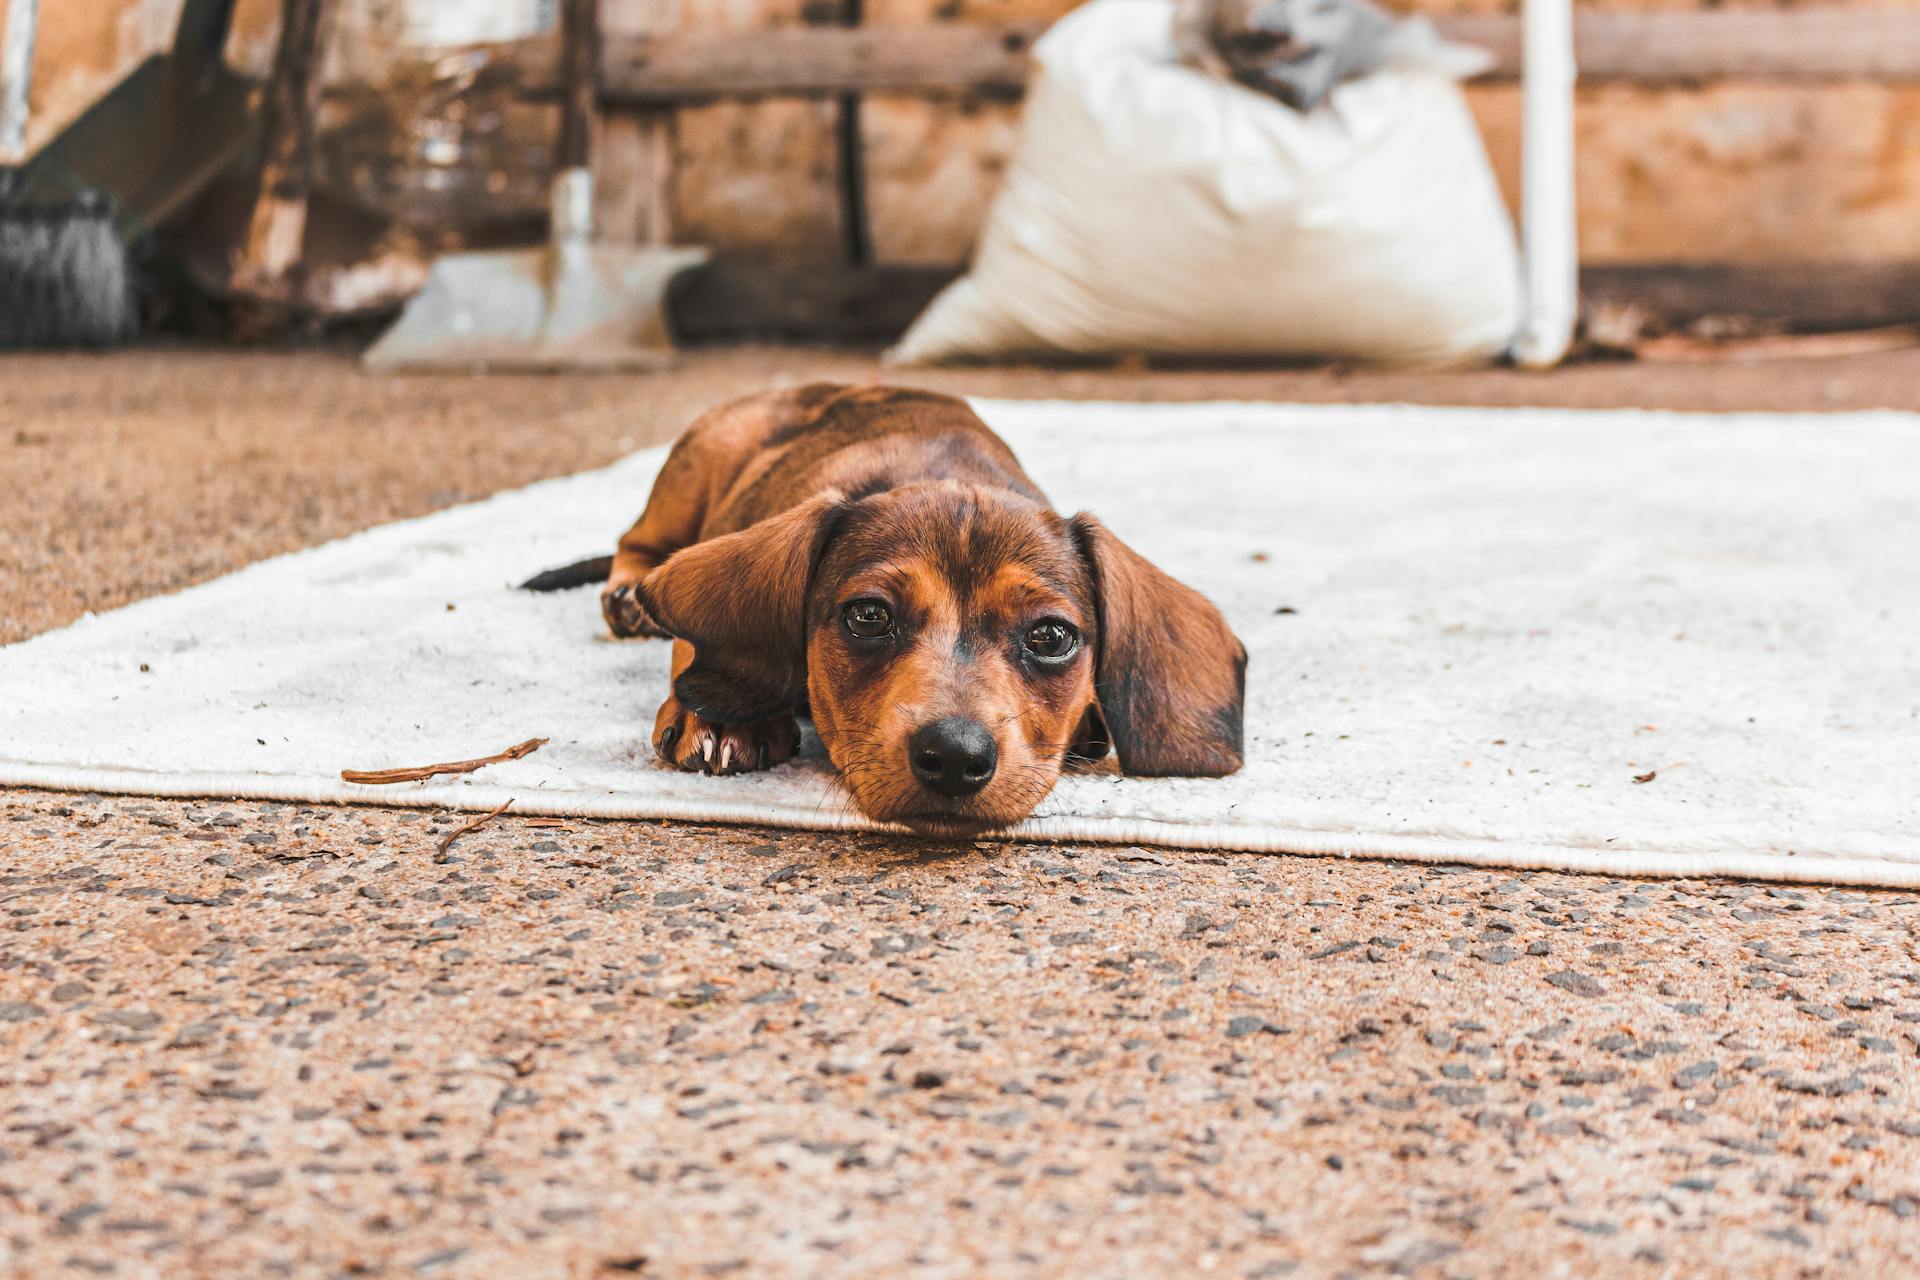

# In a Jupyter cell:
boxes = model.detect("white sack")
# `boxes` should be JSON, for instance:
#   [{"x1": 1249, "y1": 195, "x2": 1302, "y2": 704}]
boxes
[{"x1": 889, "y1": 0, "x2": 1521, "y2": 366}]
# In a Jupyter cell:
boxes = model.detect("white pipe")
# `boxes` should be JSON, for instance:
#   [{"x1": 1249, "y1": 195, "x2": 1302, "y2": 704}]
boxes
[
  {"x1": 0, "y1": 0, "x2": 40, "y2": 163},
  {"x1": 1513, "y1": 0, "x2": 1578, "y2": 368}
]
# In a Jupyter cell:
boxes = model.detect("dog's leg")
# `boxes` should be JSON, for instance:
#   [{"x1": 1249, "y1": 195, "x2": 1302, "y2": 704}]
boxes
[
  {"x1": 650, "y1": 640, "x2": 801, "y2": 774},
  {"x1": 602, "y1": 474, "x2": 701, "y2": 639},
  {"x1": 603, "y1": 405, "x2": 758, "y2": 637},
  {"x1": 602, "y1": 386, "x2": 843, "y2": 638}
]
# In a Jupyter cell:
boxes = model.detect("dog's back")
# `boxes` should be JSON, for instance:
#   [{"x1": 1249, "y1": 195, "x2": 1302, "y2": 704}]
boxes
[{"x1": 690, "y1": 385, "x2": 1045, "y2": 538}]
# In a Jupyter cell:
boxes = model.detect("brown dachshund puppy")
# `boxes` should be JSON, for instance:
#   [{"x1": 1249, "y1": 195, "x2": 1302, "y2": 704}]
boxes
[{"x1": 528, "y1": 384, "x2": 1246, "y2": 836}]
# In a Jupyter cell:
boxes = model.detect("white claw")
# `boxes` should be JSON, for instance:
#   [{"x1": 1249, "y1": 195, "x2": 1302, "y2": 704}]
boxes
[
  {"x1": 701, "y1": 736, "x2": 714, "y2": 763},
  {"x1": 718, "y1": 741, "x2": 733, "y2": 772}
]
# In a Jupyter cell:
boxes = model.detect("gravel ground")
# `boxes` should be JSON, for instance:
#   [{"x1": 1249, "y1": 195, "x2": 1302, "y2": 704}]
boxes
[
  {"x1": 3, "y1": 798, "x2": 1918, "y2": 1279},
  {"x1": 3, "y1": 346, "x2": 1920, "y2": 1278}
]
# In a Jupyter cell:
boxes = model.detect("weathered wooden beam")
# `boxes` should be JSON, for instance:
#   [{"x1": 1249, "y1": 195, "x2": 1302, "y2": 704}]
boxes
[
  {"x1": 597, "y1": 23, "x2": 1041, "y2": 103},
  {"x1": 234, "y1": 0, "x2": 334, "y2": 298},
  {"x1": 1582, "y1": 261, "x2": 1920, "y2": 334},
  {"x1": 555, "y1": 0, "x2": 599, "y2": 172},
  {"x1": 577, "y1": 10, "x2": 1920, "y2": 104},
  {"x1": 593, "y1": 0, "x2": 676, "y2": 246},
  {"x1": 1445, "y1": 10, "x2": 1920, "y2": 83},
  {"x1": 667, "y1": 259, "x2": 1920, "y2": 342}
]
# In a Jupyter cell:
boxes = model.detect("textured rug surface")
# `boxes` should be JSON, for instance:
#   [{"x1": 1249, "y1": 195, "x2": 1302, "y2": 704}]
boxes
[{"x1": 3, "y1": 400, "x2": 1918, "y2": 885}]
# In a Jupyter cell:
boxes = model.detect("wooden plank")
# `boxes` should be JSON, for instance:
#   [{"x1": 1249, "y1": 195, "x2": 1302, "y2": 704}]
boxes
[
  {"x1": 555, "y1": 0, "x2": 599, "y2": 172},
  {"x1": 594, "y1": 110, "x2": 675, "y2": 245},
  {"x1": 598, "y1": 22, "x2": 1041, "y2": 102},
  {"x1": 578, "y1": 11, "x2": 1920, "y2": 103},
  {"x1": 669, "y1": 99, "x2": 845, "y2": 263},
  {"x1": 235, "y1": 0, "x2": 333, "y2": 292},
  {"x1": 1583, "y1": 261, "x2": 1920, "y2": 334},
  {"x1": 668, "y1": 259, "x2": 1920, "y2": 342},
  {"x1": 593, "y1": 0, "x2": 674, "y2": 246},
  {"x1": 861, "y1": 95, "x2": 1022, "y2": 265},
  {"x1": 1451, "y1": 10, "x2": 1920, "y2": 83},
  {"x1": 653, "y1": 4, "x2": 845, "y2": 264}
]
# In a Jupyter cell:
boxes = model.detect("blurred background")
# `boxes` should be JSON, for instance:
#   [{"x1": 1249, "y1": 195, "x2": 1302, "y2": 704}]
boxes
[{"x1": 5, "y1": 0, "x2": 1920, "y2": 353}]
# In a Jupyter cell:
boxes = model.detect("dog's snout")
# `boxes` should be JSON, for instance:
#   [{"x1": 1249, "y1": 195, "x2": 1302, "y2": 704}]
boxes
[{"x1": 909, "y1": 717, "x2": 997, "y2": 798}]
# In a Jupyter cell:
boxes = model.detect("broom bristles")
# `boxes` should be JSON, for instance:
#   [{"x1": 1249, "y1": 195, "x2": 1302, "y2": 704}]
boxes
[{"x1": 0, "y1": 197, "x2": 138, "y2": 349}]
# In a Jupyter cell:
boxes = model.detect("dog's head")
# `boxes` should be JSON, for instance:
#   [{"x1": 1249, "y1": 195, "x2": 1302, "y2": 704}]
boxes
[{"x1": 639, "y1": 482, "x2": 1245, "y2": 835}]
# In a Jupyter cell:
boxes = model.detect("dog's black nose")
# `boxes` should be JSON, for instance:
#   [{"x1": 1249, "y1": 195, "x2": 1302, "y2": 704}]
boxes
[{"x1": 909, "y1": 717, "x2": 997, "y2": 798}]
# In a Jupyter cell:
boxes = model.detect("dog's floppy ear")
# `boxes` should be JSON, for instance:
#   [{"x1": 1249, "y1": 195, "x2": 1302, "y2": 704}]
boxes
[
  {"x1": 1072, "y1": 513, "x2": 1246, "y2": 777},
  {"x1": 637, "y1": 493, "x2": 847, "y2": 723},
  {"x1": 1068, "y1": 703, "x2": 1111, "y2": 763}
]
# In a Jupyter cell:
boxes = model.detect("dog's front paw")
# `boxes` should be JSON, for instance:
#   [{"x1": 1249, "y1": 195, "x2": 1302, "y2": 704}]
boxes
[
  {"x1": 602, "y1": 580, "x2": 669, "y2": 639},
  {"x1": 652, "y1": 697, "x2": 800, "y2": 775}
]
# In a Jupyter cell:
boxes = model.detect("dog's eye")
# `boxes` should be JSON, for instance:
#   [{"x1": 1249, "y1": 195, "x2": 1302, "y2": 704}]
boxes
[
  {"x1": 842, "y1": 599, "x2": 894, "y2": 639},
  {"x1": 1024, "y1": 619, "x2": 1079, "y2": 661}
]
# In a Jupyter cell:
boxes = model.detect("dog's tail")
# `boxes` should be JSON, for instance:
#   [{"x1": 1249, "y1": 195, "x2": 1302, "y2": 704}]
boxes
[{"x1": 519, "y1": 554, "x2": 613, "y2": 592}]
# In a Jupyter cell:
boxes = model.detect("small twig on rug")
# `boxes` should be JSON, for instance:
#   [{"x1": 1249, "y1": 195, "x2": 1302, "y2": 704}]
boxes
[
  {"x1": 439, "y1": 800, "x2": 513, "y2": 855},
  {"x1": 341, "y1": 737, "x2": 548, "y2": 785}
]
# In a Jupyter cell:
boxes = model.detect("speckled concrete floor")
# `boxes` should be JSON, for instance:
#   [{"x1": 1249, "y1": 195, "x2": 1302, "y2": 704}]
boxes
[
  {"x1": 3, "y1": 348, "x2": 1920, "y2": 1278},
  {"x1": 4, "y1": 798, "x2": 1918, "y2": 1279}
]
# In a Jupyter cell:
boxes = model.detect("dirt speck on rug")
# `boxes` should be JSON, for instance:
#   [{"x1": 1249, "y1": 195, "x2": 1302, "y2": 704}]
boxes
[{"x1": 3, "y1": 401, "x2": 1917, "y2": 885}]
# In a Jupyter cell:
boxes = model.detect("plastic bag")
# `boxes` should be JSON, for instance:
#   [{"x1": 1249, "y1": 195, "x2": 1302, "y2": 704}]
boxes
[{"x1": 889, "y1": 0, "x2": 1520, "y2": 367}]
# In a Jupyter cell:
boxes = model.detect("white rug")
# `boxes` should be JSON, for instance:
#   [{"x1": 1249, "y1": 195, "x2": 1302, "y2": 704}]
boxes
[{"x1": 4, "y1": 401, "x2": 1919, "y2": 886}]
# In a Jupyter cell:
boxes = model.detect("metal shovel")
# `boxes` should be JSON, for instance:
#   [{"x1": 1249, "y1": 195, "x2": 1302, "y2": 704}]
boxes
[{"x1": 363, "y1": 0, "x2": 704, "y2": 373}]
